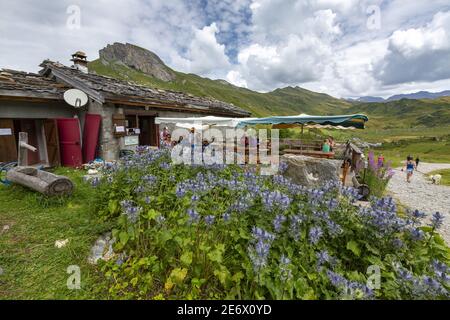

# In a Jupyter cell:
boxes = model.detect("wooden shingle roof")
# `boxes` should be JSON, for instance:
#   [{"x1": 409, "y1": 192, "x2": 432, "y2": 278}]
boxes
[
  {"x1": 0, "y1": 69, "x2": 69, "y2": 101},
  {"x1": 39, "y1": 60, "x2": 251, "y2": 117}
]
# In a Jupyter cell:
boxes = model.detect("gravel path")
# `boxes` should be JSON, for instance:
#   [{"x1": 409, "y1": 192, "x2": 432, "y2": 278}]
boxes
[{"x1": 387, "y1": 162, "x2": 450, "y2": 245}]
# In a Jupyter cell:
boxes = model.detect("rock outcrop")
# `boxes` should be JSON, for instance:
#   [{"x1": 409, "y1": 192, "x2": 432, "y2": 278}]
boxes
[
  {"x1": 99, "y1": 42, "x2": 176, "y2": 82},
  {"x1": 281, "y1": 154, "x2": 342, "y2": 188}
]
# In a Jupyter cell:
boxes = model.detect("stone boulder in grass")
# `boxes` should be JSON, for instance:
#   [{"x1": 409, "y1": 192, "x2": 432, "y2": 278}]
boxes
[{"x1": 281, "y1": 154, "x2": 342, "y2": 188}]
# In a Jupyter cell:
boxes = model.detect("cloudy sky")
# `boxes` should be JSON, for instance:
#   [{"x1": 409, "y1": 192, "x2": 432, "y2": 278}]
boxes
[{"x1": 1, "y1": 0, "x2": 450, "y2": 98}]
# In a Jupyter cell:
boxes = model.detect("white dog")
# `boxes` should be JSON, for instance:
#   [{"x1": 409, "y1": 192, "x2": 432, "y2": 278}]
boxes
[{"x1": 430, "y1": 174, "x2": 442, "y2": 185}]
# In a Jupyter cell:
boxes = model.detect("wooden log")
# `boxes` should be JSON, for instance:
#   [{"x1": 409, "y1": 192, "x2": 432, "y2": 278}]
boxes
[{"x1": 6, "y1": 166, "x2": 74, "y2": 196}]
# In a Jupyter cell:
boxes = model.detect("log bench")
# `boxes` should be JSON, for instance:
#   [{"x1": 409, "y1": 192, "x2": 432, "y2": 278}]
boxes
[{"x1": 6, "y1": 166, "x2": 74, "y2": 196}]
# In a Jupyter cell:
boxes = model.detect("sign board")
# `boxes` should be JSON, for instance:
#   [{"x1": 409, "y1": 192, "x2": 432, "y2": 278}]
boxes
[
  {"x1": 0, "y1": 128, "x2": 12, "y2": 136},
  {"x1": 115, "y1": 126, "x2": 125, "y2": 133},
  {"x1": 124, "y1": 135, "x2": 139, "y2": 146}
]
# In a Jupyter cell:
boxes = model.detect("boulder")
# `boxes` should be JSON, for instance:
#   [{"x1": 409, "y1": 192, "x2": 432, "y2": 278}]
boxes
[
  {"x1": 99, "y1": 42, "x2": 176, "y2": 82},
  {"x1": 88, "y1": 232, "x2": 115, "y2": 265},
  {"x1": 281, "y1": 154, "x2": 342, "y2": 188}
]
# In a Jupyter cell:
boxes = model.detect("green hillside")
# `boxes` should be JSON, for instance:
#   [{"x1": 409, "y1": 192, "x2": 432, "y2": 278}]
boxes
[
  {"x1": 88, "y1": 58, "x2": 450, "y2": 130},
  {"x1": 88, "y1": 59, "x2": 351, "y2": 117},
  {"x1": 348, "y1": 97, "x2": 450, "y2": 129}
]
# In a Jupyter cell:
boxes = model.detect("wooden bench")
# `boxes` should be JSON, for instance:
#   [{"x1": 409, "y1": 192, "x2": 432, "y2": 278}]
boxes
[{"x1": 282, "y1": 149, "x2": 335, "y2": 159}]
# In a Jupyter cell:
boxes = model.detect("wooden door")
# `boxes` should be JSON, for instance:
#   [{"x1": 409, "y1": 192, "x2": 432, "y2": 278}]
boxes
[
  {"x1": 56, "y1": 118, "x2": 82, "y2": 167},
  {"x1": 20, "y1": 119, "x2": 39, "y2": 165},
  {"x1": 43, "y1": 119, "x2": 60, "y2": 167},
  {"x1": 0, "y1": 119, "x2": 17, "y2": 162},
  {"x1": 139, "y1": 116, "x2": 157, "y2": 146},
  {"x1": 82, "y1": 114, "x2": 101, "y2": 163}
]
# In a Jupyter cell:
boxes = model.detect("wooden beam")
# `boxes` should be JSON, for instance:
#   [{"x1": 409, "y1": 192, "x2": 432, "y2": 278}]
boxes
[
  {"x1": 123, "y1": 109, "x2": 159, "y2": 116},
  {"x1": 0, "y1": 90, "x2": 63, "y2": 102},
  {"x1": 113, "y1": 102, "x2": 245, "y2": 117},
  {"x1": 49, "y1": 68, "x2": 105, "y2": 104}
]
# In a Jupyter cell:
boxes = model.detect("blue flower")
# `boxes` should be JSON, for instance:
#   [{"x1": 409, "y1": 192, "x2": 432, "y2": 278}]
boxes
[
  {"x1": 187, "y1": 209, "x2": 200, "y2": 223},
  {"x1": 410, "y1": 228, "x2": 425, "y2": 241},
  {"x1": 326, "y1": 220, "x2": 343, "y2": 237},
  {"x1": 205, "y1": 215, "x2": 215, "y2": 226},
  {"x1": 398, "y1": 268, "x2": 413, "y2": 282},
  {"x1": 278, "y1": 161, "x2": 288, "y2": 174},
  {"x1": 410, "y1": 209, "x2": 426, "y2": 219},
  {"x1": 124, "y1": 206, "x2": 140, "y2": 223},
  {"x1": 248, "y1": 227, "x2": 275, "y2": 272},
  {"x1": 91, "y1": 177, "x2": 100, "y2": 187},
  {"x1": 392, "y1": 238, "x2": 404, "y2": 248},
  {"x1": 309, "y1": 226, "x2": 323, "y2": 245},
  {"x1": 176, "y1": 185, "x2": 186, "y2": 198},
  {"x1": 430, "y1": 212, "x2": 444, "y2": 229},
  {"x1": 279, "y1": 255, "x2": 292, "y2": 281},
  {"x1": 222, "y1": 213, "x2": 231, "y2": 222},
  {"x1": 316, "y1": 250, "x2": 331, "y2": 266},
  {"x1": 273, "y1": 214, "x2": 286, "y2": 232},
  {"x1": 326, "y1": 269, "x2": 347, "y2": 288},
  {"x1": 134, "y1": 185, "x2": 145, "y2": 193}
]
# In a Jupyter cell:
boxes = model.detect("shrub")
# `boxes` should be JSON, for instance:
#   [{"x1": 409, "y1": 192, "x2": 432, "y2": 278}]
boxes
[
  {"x1": 358, "y1": 151, "x2": 394, "y2": 198},
  {"x1": 93, "y1": 149, "x2": 449, "y2": 300}
]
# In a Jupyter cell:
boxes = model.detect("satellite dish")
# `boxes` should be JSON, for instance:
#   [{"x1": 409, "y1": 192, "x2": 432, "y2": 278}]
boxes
[{"x1": 64, "y1": 89, "x2": 88, "y2": 108}]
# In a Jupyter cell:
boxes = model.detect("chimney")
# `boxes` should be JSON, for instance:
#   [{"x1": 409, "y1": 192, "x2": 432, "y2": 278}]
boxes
[{"x1": 70, "y1": 51, "x2": 89, "y2": 73}]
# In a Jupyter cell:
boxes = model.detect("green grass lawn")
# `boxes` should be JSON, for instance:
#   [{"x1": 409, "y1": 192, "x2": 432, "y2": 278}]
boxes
[
  {"x1": 371, "y1": 138, "x2": 450, "y2": 167},
  {"x1": 0, "y1": 168, "x2": 112, "y2": 299},
  {"x1": 427, "y1": 169, "x2": 450, "y2": 186}
]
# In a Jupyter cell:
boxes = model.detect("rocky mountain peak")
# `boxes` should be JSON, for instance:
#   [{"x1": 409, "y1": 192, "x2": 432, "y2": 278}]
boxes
[{"x1": 99, "y1": 42, "x2": 176, "y2": 82}]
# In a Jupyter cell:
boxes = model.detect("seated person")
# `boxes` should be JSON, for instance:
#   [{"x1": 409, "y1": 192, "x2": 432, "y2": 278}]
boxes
[
  {"x1": 322, "y1": 139, "x2": 331, "y2": 153},
  {"x1": 162, "y1": 134, "x2": 172, "y2": 147},
  {"x1": 328, "y1": 136, "x2": 335, "y2": 152}
]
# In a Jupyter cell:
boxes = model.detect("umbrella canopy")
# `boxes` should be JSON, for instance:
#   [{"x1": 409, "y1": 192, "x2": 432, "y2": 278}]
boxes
[
  {"x1": 155, "y1": 116, "x2": 257, "y2": 128},
  {"x1": 237, "y1": 114, "x2": 368, "y2": 129},
  {"x1": 175, "y1": 122, "x2": 211, "y2": 131}
]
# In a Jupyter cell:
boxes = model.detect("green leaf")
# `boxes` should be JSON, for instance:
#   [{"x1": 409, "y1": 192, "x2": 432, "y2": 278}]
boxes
[
  {"x1": 207, "y1": 244, "x2": 225, "y2": 263},
  {"x1": 346, "y1": 240, "x2": 361, "y2": 257},
  {"x1": 108, "y1": 200, "x2": 119, "y2": 215},
  {"x1": 231, "y1": 272, "x2": 244, "y2": 283},
  {"x1": 169, "y1": 268, "x2": 188, "y2": 285},
  {"x1": 214, "y1": 268, "x2": 229, "y2": 286},
  {"x1": 147, "y1": 209, "x2": 159, "y2": 221},
  {"x1": 119, "y1": 231, "x2": 129, "y2": 246},
  {"x1": 180, "y1": 251, "x2": 193, "y2": 266},
  {"x1": 158, "y1": 230, "x2": 173, "y2": 244}
]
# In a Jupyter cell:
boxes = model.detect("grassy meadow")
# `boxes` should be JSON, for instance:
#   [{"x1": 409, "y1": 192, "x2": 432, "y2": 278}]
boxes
[{"x1": 0, "y1": 168, "x2": 112, "y2": 299}]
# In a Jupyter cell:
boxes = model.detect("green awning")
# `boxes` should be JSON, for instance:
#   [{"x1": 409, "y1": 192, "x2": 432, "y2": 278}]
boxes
[{"x1": 237, "y1": 113, "x2": 369, "y2": 129}]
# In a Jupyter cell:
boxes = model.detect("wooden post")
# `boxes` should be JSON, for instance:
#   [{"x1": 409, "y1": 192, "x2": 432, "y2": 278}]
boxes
[
  {"x1": 18, "y1": 132, "x2": 38, "y2": 166},
  {"x1": 342, "y1": 161, "x2": 350, "y2": 185},
  {"x1": 18, "y1": 132, "x2": 28, "y2": 166}
]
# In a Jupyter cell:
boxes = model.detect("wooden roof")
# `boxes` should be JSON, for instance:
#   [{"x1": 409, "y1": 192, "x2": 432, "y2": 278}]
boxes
[
  {"x1": 39, "y1": 60, "x2": 251, "y2": 117},
  {"x1": 0, "y1": 69, "x2": 68, "y2": 101}
]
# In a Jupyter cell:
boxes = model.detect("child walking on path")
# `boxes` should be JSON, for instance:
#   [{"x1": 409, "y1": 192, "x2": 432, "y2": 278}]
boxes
[{"x1": 403, "y1": 155, "x2": 416, "y2": 183}]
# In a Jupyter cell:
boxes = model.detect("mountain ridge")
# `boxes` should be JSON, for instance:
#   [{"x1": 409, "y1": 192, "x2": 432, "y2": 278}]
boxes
[
  {"x1": 349, "y1": 90, "x2": 450, "y2": 103},
  {"x1": 88, "y1": 42, "x2": 450, "y2": 128}
]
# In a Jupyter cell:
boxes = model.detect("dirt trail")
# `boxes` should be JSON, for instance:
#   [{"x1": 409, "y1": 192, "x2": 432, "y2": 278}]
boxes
[{"x1": 387, "y1": 162, "x2": 450, "y2": 245}]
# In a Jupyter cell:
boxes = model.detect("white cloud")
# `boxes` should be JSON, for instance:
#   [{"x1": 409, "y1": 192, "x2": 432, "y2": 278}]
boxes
[
  {"x1": 1, "y1": 0, "x2": 450, "y2": 98},
  {"x1": 226, "y1": 70, "x2": 248, "y2": 88},
  {"x1": 185, "y1": 23, "x2": 230, "y2": 77},
  {"x1": 230, "y1": 3, "x2": 342, "y2": 91},
  {"x1": 376, "y1": 10, "x2": 450, "y2": 85}
]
